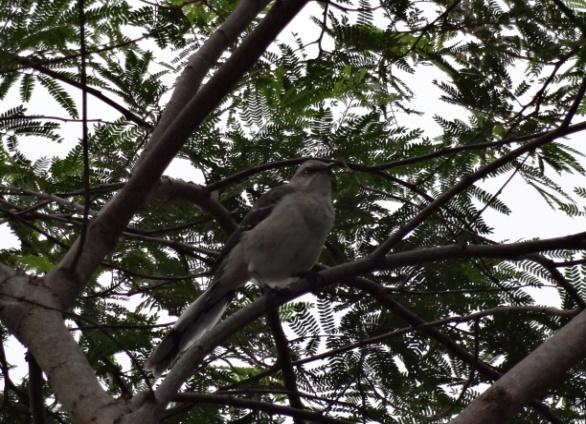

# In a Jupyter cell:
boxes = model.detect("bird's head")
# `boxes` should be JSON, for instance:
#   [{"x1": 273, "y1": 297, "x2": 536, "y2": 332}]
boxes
[{"x1": 290, "y1": 159, "x2": 336, "y2": 194}]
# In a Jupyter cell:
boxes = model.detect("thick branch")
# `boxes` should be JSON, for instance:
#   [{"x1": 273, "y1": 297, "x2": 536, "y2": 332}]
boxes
[
  {"x1": 1, "y1": 1, "x2": 311, "y2": 422},
  {"x1": 154, "y1": 276, "x2": 328, "y2": 406},
  {"x1": 138, "y1": 0, "x2": 271, "y2": 162},
  {"x1": 153, "y1": 227, "x2": 586, "y2": 419},
  {"x1": 0, "y1": 265, "x2": 125, "y2": 424},
  {"x1": 45, "y1": 0, "x2": 310, "y2": 309},
  {"x1": 452, "y1": 309, "x2": 586, "y2": 423},
  {"x1": 149, "y1": 177, "x2": 237, "y2": 234},
  {"x1": 375, "y1": 231, "x2": 586, "y2": 270}
]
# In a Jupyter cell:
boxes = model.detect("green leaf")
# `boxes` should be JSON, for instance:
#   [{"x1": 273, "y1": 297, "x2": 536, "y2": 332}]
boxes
[
  {"x1": 492, "y1": 124, "x2": 506, "y2": 139},
  {"x1": 38, "y1": 75, "x2": 79, "y2": 118},
  {"x1": 17, "y1": 254, "x2": 54, "y2": 273},
  {"x1": 19, "y1": 74, "x2": 35, "y2": 102}
]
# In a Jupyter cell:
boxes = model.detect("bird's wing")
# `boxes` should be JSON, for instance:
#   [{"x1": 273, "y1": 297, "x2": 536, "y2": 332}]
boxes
[{"x1": 212, "y1": 184, "x2": 296, "y2": 273}]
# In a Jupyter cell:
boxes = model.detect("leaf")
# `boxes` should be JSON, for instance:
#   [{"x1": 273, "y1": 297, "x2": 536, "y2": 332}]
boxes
[
  {"x1": 491, "y1": 124, "x2": 506, "y2": 139},
  {"x1": 0, "y1": 72, "x2": 18, "y2": 100},
  {"x1": 18, "y1": 254, "x2": 54, "y2": 273},
  {"x1": 38, "y1": 75, "x2": 79, "y2": 118},
  {"x1": 19, "y1": 74, "x2": 35, "y2": 102}
]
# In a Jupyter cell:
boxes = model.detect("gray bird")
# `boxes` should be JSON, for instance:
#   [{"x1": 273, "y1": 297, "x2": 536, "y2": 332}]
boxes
[{"x1": 145, "y1": 159, "x2": 336, "y2": 375}]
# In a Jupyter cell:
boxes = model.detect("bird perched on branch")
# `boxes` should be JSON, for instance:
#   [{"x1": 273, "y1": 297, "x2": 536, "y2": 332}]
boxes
[{"x1": 146, "y1": 159, "x2": 336, "y2": 375}]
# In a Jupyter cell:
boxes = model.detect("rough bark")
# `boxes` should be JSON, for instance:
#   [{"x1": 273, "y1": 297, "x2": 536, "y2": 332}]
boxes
[{"x1": 0, "y1": 265, "x2": 127, "y2": 424}]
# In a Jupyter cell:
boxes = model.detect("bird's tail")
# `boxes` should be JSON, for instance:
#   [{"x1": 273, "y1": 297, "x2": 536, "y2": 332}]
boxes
[{"x1": 145, "y1": 290, "x2": 233, "y2": 376}]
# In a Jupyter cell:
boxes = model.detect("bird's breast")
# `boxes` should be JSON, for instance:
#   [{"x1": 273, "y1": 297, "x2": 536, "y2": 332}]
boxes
[{"x1": 243, "y1": 193, "x2": 334, "y2": 285}]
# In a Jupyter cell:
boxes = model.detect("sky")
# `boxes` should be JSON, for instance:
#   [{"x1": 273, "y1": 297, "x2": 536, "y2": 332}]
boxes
[{"x1": 1, "y1": 0, "x2": 586, "y2": 388}]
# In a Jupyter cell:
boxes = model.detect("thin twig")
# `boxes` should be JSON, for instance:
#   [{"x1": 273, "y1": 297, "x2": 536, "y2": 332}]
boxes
[
  {"x1": 169, "y1": 393, "x2": 352, "y2": 424},
  {"x1": 348, "y1": 276, "x2": 563, "y2": 423},
  {"x1": 265, "y1": 302, "x2": 305, "y2": 420},
  {"x1": 426, "y1": 319, "x2": 480, "y2": 420},
  {"x1": 290, "y1": 305, "x2": 577, "y2": 368},
  {"x1": 370, "y1": 118, "x2": 586, "y2": 258},
  {"x1": 552, "y1": 258, "x2": 586, "y2": 267},
  {"x1": 71, "y1": 0, "x2": 90, "y2": 271},
  {"x1": 460, "y1": 153, "x2": 530, "y2": 234},
  {"x1": 561, "y1": 75, "x2": 586, "y2": 129},
  {"x1": 12, "y1": 57, "x2": 152, "y2": 129},
  {"x1": 0, "y1": 34, "x2": 151, "y2": 72},
  {"x1": 0, "y1": 114, "x2": 113, "y2": 124},
  {"x1": 525, "y1": 255, "x2": 586, "y2": 309},
  {"x1": 217, "y1": 388, "x2": 357, "y2": 408}
]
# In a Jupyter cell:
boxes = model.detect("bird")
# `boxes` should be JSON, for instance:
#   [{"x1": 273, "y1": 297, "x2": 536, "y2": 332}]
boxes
[{"x1": 145, "y1": 159, "x2": 336, "y2": 376}]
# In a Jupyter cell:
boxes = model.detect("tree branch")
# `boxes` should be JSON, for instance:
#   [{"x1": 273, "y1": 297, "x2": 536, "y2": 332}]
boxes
[
  {"x1": 71, "y1": 0, "x2": 90, "y2": 271},
  {"x1": 149, "y1": 177, "x2": 237, "y2": 234},
  {"x1": 560, "y1": 75, "x2": 586, "y2": 129},
  {"x1": 217, "y1": 388, "x2": 357, "y2": 409},
  {"x1": 525, "y1": 255, "x2": 586, "y2": 309},
  {"x1": 452, "y1": 309, "x2": 586, "y2": 423},
  {"x1": 375, "y1": 231, "x2": 586, "y2": 270},
  {"x1": 265, "y1": 305, "x2": 305, "y2": 420},
  {"x1": 170, "y1": 392, "x2": 352, "y2": 424},
  {"x1": 370, "y1": 118, "x2": 586, "y2": 258},
  {"x1": 2, "y1": 177, "x2": 236, "y2": 241},
  {"x1": 551, "y1": 0, "x2": 585, "y2": 31},
  {"x1": 137, "y1": 0, "x2": 271, "y2": 164},
  {"x1": 290, "y1": 305, "x2": 578, "y2": 368},
  {"x1": 0, "y1": 265, "x2": 126, "y2": 424},
  {"x1": 45, "y1": 0, "x2": 310, "y2": 308},
  {"x1": 0, "y1": 1, "x2": 311, "y2": 422},
  {"x1": 201, "y1": 118, "x2": 586, "y2": 190},
  {"x1": 206, "y1": 158, "x2": 307, "y2": 192},
  {"x1": 0, "y1": 33, "x2": 152, "y2": 72},
  {"x1": 0, "y1": 342, "x2": 27, "y2": 406},
  {"x1": 26, "y1": 352, "x2": 47, "y2": 424},
  {"x1": 153, "y1": 227, "x2": 585, "y2": 417},
  {"x1": 13, "y1": 58, "x2": 152, "y2": 129},
  {"x1": 347, "y1": 276, "x2": 562, "y2": 423}
]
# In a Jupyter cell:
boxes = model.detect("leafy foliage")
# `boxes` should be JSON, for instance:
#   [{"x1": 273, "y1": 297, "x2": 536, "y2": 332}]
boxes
[{"x1": 1, "y1": 0, "x2": 586, "y2": 422}]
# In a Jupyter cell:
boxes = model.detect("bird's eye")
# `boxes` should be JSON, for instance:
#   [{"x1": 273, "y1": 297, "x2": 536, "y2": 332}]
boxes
[{"x1": 303, "y1": 168, "x2": 314, "y2": 174}]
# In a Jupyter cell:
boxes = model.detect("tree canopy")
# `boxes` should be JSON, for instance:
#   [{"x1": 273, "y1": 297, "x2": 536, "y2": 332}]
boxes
[{"x1": 1, "y1": 0, "x2": 586, "y2": 423}]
